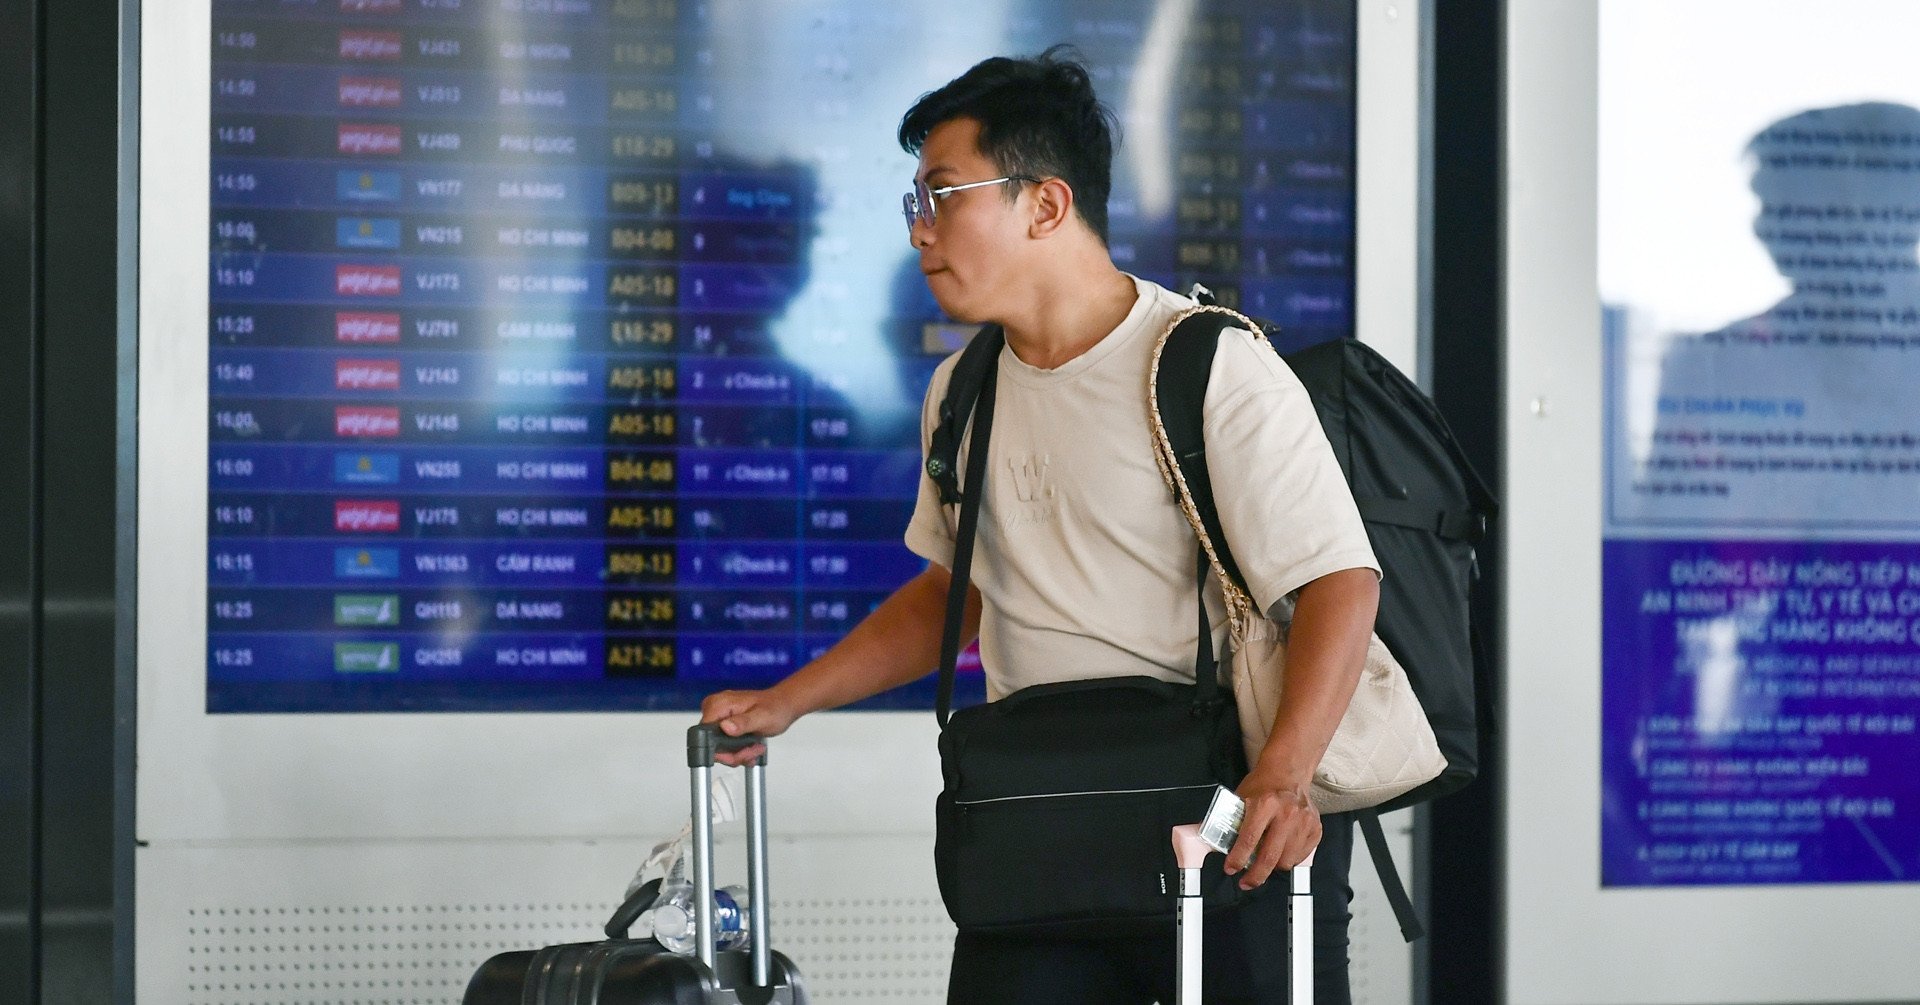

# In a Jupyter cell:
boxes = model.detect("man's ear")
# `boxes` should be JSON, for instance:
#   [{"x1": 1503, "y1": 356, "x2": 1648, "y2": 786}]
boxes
[{"x1": 1027, "y1": 177, "x2": 1076, "y2": 239}]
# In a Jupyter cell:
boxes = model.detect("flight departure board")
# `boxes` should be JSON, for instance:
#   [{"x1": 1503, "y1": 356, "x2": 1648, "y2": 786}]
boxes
[{"x1": 205, "y1": 0, "x2": 1358, "y2": 712}]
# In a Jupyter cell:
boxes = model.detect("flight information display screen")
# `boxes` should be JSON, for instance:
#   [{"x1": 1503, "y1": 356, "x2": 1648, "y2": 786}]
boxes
[{"x1": 204, "y1": 0, "x2": 1357, "y2": 712}]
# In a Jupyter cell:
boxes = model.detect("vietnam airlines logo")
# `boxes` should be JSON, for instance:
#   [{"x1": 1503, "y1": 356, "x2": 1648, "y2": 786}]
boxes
[
  {"x1": 336, "y1": 169, "x2": 400, "y2": 203},
  {"x1": 335, "y1": 264, "x2": 401, "y2": 296},
  {"x1": 335, "y1": 406, "x2": 400, "y2": 438},
  {"x1": 334, "y1": 546, "x2": 399, "y2": 579},
  {"x1": 337, "y1": 123, "x2": 402, "y2": 155},
  {"x1": 336, "y1": 359, "x2": 400, "y2": 391},
  {"x1": 336, "y1": 217, "x2": 401, "y2": 249},
  {"x1": 338, "y1": 30, "x2": 402, "y2": 61},
  {"x1": 335, "y1": 311, "x2": 401, "y2": 343},
  {"x1": 333, "y1": 452, "x2": 399, "y2": 484},
  {"x1": 335, "y1": 499, "x2": 401, "y2": 532},
  {"x1": 338, "y1": 76, "x2": 402, "y2": 107}
]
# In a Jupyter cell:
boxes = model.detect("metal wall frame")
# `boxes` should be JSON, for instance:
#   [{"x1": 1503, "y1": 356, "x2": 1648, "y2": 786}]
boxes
[{"x1": 0, "y1": 0, "x2": 133, "y2": 999}]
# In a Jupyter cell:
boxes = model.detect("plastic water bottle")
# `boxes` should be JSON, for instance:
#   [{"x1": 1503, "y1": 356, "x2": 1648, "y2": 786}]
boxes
[{"x1": 648, "y1": 881, "x2": 751, "y2": 954}]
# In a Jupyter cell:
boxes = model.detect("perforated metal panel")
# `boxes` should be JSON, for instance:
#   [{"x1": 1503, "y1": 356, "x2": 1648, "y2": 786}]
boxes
[
  {"x1": 179, "y1": 901, "x2": 602, "y2": 1004},
  {"x1": 140, "y1": 835, "x2": 958, "y2": 1003},
  {"x1": 772, "y1": 897, "x2": 953, "y2": 998},
  {"x1": 170, "y1": 896, "x2": 959, "y2": 1004},
  {"x1": 142, "y1": 820, "x2": 1413, "y2": 1003}
]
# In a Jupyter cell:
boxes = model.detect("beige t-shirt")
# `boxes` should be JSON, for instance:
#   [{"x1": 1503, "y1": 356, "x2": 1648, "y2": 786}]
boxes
[{"x1": 905, "y1": 275, "x2": 1380, "y2": 700}]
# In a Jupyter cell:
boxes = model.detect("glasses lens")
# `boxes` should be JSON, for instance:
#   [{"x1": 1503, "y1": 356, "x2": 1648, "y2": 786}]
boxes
[
  {"x1": 902, "y1": 192, "x2": 918, "y2": 235},
  {"x1": 914, "y1": 180, "x2": 935, "y2": 226}
]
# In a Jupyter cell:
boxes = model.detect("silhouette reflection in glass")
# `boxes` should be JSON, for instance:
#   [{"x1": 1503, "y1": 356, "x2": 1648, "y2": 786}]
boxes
[{"x1": 1640, "y1": 101, "x2": 1920, "y2": 529}]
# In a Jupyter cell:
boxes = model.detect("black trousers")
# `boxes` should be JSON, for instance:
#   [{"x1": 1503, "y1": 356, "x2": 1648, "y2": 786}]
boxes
[{"x1": 945, "y1": 811, "x2": 1356, "y2": 1005}]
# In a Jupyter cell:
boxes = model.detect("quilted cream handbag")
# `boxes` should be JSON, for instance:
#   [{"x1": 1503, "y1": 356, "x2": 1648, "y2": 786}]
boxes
[{"x1": 1148, "y1": 306, "x2": 1447, "y2": 814}]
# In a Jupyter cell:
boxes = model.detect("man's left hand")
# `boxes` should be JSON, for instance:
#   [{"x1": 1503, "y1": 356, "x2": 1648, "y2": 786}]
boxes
[{"x1": 1223, "y1": 767, "x2": 1320, "y2": 890}]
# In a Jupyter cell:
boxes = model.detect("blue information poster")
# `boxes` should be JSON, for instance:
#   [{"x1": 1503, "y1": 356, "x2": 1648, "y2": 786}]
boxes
[
  {"x1": 204, "y1": 0, "x2": 1360, "y2": 712},
  {"x1": 1601, "y1": 3, "x2": 1920, "y2": 885}
]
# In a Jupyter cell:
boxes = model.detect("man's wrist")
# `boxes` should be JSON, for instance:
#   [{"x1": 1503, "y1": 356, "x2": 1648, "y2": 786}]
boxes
[{"x1": 1248, "y1": 749, "x2": 1317, "y2": 794}]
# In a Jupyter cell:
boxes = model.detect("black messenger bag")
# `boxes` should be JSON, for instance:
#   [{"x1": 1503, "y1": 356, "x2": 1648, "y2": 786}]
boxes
[{"x1": 927, "y1": 327, "x2": 1260, "y2": 938}]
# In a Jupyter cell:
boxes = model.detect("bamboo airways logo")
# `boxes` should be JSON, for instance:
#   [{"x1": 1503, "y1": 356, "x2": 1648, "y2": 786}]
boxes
[
  {"x1": 334, "y1": 642, "x2": 399, "y2": 673},
  {"x1": 333, "y1": 594, "x2": 399, "y2": 626}
]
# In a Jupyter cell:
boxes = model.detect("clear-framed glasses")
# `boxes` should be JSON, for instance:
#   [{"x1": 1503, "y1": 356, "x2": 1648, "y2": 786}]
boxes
[{"x1": 901, "y1": 175, "x2": 1038, "y2": 237}]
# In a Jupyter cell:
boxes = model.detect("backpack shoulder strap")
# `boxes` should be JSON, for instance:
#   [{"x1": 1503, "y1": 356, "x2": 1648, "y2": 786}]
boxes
[
  {"x1": 1154, "y1": 308, "x2": 1252, "y2": 599},
  {"x1": 926, "y1": 325, "x2": 1005, "y2": 505}
]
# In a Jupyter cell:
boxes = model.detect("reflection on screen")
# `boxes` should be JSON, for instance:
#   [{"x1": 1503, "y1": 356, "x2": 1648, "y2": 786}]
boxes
[
  {"x1": 1600, "y1": 1, "x2": 1920, "y2": 887},
  {"x1": 204, "y1": 0, "x2": 1357, "y2": 713}
]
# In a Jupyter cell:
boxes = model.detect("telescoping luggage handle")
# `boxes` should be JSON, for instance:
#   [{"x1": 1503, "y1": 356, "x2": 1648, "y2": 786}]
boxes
[
  {"x1": 687, "y1": 724, "x2": 773, "y2": 988},
  {"x1": 1170, "y1": 824, "x2": 1314, "y2": 1005}
]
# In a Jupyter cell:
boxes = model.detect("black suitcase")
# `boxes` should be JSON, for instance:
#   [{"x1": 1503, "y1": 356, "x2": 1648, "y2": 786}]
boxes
[{"x1": 464, "y1": 725, "x2": 808, "y2": 1004}]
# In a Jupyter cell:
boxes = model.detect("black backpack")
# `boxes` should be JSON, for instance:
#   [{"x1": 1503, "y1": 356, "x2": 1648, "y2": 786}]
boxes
[{"x1": 925, "y1": 293, "x2": 1497, "y2": 941}]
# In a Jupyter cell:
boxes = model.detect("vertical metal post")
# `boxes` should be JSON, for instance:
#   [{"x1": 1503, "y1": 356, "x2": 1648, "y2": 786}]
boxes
[
  {"x1": 690, "y1": 762, "x2": 715, "y2": 970},
  {"x1": 746, "y1": 758, "x2": 770, "y2": 986},
  {"x1": 1176, "y1": 866, "x2": 1203, "y2": 1005},
  {"x1": 1290, "y1": 860, "x2": 1314, "y2": 1004}
]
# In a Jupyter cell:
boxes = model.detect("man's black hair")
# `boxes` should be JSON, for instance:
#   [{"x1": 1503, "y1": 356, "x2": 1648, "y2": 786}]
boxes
[{"x1": 898, "y1": 46, "x2": 1120, "y2": 243}]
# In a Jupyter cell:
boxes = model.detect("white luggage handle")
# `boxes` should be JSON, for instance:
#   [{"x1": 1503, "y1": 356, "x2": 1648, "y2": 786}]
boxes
[{"x1": 1171, "y1": 824, "x2": 1314, "y2": 1005}]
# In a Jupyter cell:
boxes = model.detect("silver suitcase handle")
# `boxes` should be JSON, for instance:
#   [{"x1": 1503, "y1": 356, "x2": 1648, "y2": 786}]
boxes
[{"x1": 686, "y1": 724, "x2": 773, "y2": 987}]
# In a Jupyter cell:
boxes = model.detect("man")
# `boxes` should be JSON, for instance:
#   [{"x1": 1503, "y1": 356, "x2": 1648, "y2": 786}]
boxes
[{"x1": 701, "y1": 49, "x2": 1380, "y2": 1003}]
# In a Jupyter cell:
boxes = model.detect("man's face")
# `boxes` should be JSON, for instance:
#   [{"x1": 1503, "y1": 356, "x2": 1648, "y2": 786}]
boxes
[{"x1": 912, "y1": 117, "x2": 1029, "y2": 323}]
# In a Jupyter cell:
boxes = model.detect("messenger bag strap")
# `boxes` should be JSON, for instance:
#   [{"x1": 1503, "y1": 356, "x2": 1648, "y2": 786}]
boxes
[
  {"x1": 1193, "y1": 549, "x2": 1222, "y2": 704},
  {"x1": 935, "y1": 352, "x2": 998, "y2": 728}
]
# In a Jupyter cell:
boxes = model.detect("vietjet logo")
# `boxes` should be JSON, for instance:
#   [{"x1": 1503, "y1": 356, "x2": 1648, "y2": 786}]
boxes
[
  {"x1": 335, "y1": 500, "x2": 401, "y2": 532},
  {"x1": 336, "y1": 359, "x2": 400, "y2": 390},
  {"x1": 335, "y1": 406, "x2": 400, "y2": 438},
  {"x1": 338, "y1": 30, "x2": 402, "y2": 61},
  {"x1": 335, "y1": 311, "x2": 401, "y2": 343},
  {"x1": 337, "y1": 123, "x2": 402, "y2": 155},
  {"x1": 338, "y1": 77, "x2": 402, "y2": 107},
  {"x1": 336, "y1": 265, "x2": 401, "y2": 296}
]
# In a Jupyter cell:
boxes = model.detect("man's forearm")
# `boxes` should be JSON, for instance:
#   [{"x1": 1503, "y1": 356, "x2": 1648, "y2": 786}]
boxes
[
  {"x1": 1253, "y1": 567, "x2": 1380, "y2": 786},
  {"x1": 770, "y1": 565, "x2": 981, "y2": 717}
]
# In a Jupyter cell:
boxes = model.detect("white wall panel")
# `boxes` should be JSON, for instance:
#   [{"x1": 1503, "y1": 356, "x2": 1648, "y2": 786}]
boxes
[
  {"x1": 1504, "y1": 4, "x2": 1920, "y2": 1002},
  {"x1": 140, "y1": 0, "x2": 1430, "y2": 999}
]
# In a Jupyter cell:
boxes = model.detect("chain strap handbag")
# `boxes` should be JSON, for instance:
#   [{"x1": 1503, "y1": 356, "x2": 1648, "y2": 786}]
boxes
[{"x1": 1147, "y1": 305, "x2": 1447, "y2": 814}]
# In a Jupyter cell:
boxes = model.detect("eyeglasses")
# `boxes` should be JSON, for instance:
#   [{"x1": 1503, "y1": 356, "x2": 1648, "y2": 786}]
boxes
[{"x1": 901, "y1": 175, "x2": 1038, "y2": 237}]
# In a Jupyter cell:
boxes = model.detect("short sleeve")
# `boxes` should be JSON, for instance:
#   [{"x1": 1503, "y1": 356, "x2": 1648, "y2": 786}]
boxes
[
  {"x1": 1201, "y1": 329, "x2": 1380, "y2": 614},
  {"x1": 902, "y1": 354, "x2": 962, "y2": 569}
]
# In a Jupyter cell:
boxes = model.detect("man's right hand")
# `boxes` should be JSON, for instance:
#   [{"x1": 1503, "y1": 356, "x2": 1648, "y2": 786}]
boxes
[
  {"x1": 699, "y1": 688, "x2": 801, "y2": 766},
  {"x1": 692, "y1": 565, "x2": 976, "y2": 766}
]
